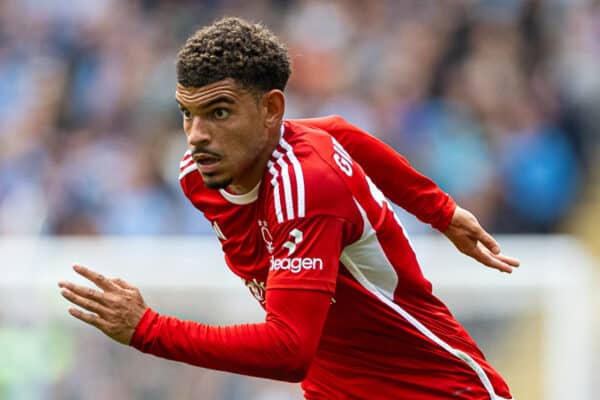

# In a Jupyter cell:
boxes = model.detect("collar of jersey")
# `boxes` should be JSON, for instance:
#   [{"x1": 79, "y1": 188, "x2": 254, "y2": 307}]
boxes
[{"x1": 219, "y1": 180, "x2": 261, "y2": 205}]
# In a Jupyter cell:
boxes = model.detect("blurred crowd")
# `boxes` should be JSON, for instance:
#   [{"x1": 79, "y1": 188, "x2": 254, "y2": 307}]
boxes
[{"x1": 1, "y1": 0, "x2": 599, "y2": 235}]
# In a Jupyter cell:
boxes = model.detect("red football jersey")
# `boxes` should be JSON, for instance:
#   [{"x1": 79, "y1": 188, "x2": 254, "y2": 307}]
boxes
[{"x1": 132, "y1": 117, "x2": 512, "y2": 399}]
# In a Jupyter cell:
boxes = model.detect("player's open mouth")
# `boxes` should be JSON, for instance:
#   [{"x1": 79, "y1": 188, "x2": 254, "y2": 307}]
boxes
[
  {"x1": 193, "y1": 153, "x2": 221, "y2": 166},
  {"x1": 193, "y1": 152, "x2": 222, "y2": 174}
]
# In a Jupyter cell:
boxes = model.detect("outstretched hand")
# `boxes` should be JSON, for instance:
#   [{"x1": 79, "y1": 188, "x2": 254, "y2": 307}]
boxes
[
  {"x1": 58, "y1": 265, "x2": 148, "y2": 345},
  {"x1": 443, "y1": 206, "x2": 520, "y2": 273}
]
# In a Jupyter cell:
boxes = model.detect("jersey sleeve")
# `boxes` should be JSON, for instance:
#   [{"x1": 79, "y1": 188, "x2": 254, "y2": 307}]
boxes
[
  {"x1": 266, "y1": 216, "x2": 351, "y2": 294},
  {"x1": 130, "y1": 288, "x2": 332, "y2": 382},
  {"x1": 129, "y1": 215, "x2": 347, "y2": 381},
  {"x1": 298, "y1": 115, "x2": 456, "y2": 231}
]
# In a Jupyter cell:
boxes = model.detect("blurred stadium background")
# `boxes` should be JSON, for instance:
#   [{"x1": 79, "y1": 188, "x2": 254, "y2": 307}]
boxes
[{"x1": 1, "y1": 0, "x2": 599, "y2": 399}]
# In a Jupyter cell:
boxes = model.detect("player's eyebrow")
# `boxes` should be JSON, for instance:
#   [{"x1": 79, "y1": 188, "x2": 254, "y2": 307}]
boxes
[{"x1": 176, "y1": 95, "x2": 236, "y2": 110}]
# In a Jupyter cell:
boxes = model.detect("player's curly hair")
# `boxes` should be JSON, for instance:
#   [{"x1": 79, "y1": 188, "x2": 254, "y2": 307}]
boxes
[{"x1": 176, "y1": 17, "x2": 291, "y2": 93}]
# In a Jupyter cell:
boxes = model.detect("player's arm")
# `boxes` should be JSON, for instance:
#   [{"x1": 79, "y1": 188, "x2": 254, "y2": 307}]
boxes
[
  {"x1": 131, "y1": 287, "x2": 331, "y2": 381},
  {"x1": 337, "y1": 125, "x2": 520, "y2": 272},
  {"x1": 300, "y1": 115, "x2": 455, "y2": 231},
  {"x1": 300, "y1": 116, "x2": 520, "y2": 272},
  {"x1": 57, "y1": 217, "x2": 346, "y2": 381}
]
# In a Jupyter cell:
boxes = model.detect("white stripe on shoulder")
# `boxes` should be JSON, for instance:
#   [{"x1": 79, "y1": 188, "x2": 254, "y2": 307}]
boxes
[
  {"x1": 279, "y1": 137, "x2": 305, "y2": 218},
  {"x1": 178, "y1": 163, "x2": 197, "y2": 180},
  {"x1": 267, "y1": 161, "x2": 284, "y2": 223},
  {"x1": 273, "y1": 149, "x2": 294, "y2": 221},
  {"x1": 180, "y1": 150, "x2": 193, "y2": 168},
  {"x1": 180, "y1": 158, "x2": 194, "y2": 169}
]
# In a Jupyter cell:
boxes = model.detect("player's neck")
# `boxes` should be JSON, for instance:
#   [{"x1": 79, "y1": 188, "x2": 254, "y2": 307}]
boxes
[{"x1": 226, "y1": 124, "x2": 282, "y2": 195}]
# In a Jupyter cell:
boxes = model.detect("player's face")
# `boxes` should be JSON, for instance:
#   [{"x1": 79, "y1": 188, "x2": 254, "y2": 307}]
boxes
[{"x1": 176, "y1": 79, "x2": 277, "y2": 193}]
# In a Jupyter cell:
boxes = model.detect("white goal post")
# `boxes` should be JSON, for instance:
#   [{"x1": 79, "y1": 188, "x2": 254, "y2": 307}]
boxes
[{"x1": 1, "y1": 235, "x2": 596, "y2": 399}]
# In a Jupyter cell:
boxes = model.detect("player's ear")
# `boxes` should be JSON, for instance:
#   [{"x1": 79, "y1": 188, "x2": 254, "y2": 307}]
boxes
[{"x1": 262, "y1": 89, "x2": 285, "y2": 129}]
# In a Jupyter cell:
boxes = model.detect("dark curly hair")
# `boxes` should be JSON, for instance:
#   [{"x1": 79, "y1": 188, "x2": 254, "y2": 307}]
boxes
[{"x1": 176, "y1": 17, "x2": 292, "y2": 93}]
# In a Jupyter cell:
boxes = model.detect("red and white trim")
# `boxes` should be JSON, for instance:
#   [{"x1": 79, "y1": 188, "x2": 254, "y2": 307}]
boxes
[
  {"x1": 273, "y1": 149, "x2": 295, "y2": 220},
  {"x1": 179, "y1": 150, "x2": 197, "y2": 180},
  {"x1": 267, "y1": 161, "x2": 284, "y2": 222},
  {"x1": 280, "y1": 137, "x2": 305, "y2": 218},
  {"x1": 267, "y1": 125, "x2": 306, "y2": 224},
  {"x1": 342, "y1": 199, "x2": 512, "y2": 400}
]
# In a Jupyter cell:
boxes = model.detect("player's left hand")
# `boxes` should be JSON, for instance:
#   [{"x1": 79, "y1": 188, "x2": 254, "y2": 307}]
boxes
[
  {"x1": 58, "y1": 264, "x2": 148, "y2": 345},
  {"x1": 443, "y1": 206, "x2": 521, "y2": 273}
]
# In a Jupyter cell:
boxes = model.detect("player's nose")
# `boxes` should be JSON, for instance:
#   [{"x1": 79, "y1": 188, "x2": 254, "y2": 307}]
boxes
[{"x1": 187, "y1": 117, "x2": 211, "y2": 146}]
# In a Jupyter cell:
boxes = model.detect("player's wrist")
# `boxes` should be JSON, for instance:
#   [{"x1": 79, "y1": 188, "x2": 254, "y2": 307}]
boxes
[
  {"x1": 435, "y1": 196, "x2": 457, "y2": 232},
  {"x1": 129, "y1": 307, "x2": 156, "y2": 349}
]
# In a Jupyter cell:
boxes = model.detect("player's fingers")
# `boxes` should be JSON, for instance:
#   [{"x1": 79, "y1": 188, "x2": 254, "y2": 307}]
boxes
[
  {"x1": 68, "y1": 307, "x2": 104, "y2": 329},
  {"x1": 58, "y1": 281, "x2": 107, "y2": 304},
  {"x1": 60, "y1": 288, "x2": 111, "y2": 316},
  {"x1": 474, "y1": 228, "x2": 500, "y2": 255},
  {"x1": 73, "y1": 264, "x2": 117, "y2": 291},
  {"x1": 472, "y1": 243, "x2": 514, "y2": 273},
  {"x1": 494, "y1": 253, "x2": 521, "y2": 267},
  {"x1": 111, "y1": 277, "x2": 134, "y2": 290}
]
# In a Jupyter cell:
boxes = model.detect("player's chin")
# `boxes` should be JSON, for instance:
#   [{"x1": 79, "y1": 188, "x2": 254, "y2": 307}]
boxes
[{"x1": 202, "y1": 173, "x2": 232, "y2": 190}]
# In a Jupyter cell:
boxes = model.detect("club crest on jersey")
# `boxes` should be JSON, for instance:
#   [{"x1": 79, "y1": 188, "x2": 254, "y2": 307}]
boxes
[
  {"x1": 258, "y1": 220, "x2": 274, "y2": 253},
  {"x1": 243, "y1": 278, "x2": 266, "y2": 304}
]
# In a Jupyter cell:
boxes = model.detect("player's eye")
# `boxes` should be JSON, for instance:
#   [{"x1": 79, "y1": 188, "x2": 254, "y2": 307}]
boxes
[
  {"x1": 213, "y1": 108, "x2": 230, "y2": 120},
  {"x1": 179, "y1": 107, "x2": 192, "y2": 120}
]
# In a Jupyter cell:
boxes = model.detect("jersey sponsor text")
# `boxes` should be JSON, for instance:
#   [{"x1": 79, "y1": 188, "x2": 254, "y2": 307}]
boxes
[{"x1": 269, "y1": 256, "x2": 323, "y2": 274}]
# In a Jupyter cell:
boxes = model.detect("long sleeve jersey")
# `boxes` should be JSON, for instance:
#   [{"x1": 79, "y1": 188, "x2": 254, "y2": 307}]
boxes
[{"x1": 131, "y1": 116, "x2": 511, "y2": 399}]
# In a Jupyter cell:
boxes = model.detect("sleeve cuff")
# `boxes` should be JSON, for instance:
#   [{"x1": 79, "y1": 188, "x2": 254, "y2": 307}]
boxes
[
  {"x1": 129, "y1": 307, "x2": 158, "y2": 349},
  {"x1": 432, "y1": 195, "x2": 457, "y2": 232}
]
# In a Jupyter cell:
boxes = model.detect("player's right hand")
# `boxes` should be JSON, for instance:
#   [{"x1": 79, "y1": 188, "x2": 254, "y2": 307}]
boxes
[
  {"x1": 443, "y1": 206, "x2": 521, "y2": 273},
  {"x1": 58, "y1": 265, "x2": 148, "y2": 344}
]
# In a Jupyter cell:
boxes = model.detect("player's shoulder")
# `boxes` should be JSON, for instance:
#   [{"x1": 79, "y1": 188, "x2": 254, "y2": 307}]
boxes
[
  {"x1": 289, "y1": 114, "x2": 358, "y2": 134},
  {"x1": 179, "y1": 150, "x2": 194, "y2": 179},
  {"x1": 264, "y1": 121, "x2": 358, "y2": 224},
  {"x1": 281, "y1": 119, "x2": 352, "y2": 180}
]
